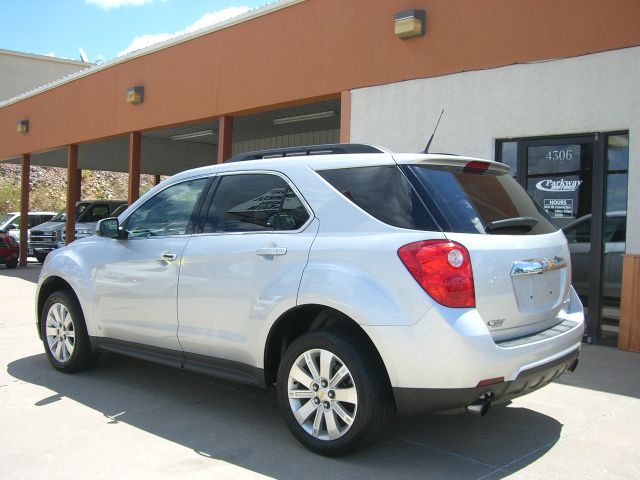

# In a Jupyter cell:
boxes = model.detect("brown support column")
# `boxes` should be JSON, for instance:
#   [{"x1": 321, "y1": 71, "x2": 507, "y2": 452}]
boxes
[
  {"x1": 75, "y1": 168, "x2": 82, "y2": 200},
  {"x1": 128, "y1": 132, "x2": 141, "y2": 204},
  {"x1": 340, "y1": 90, "x2": 351, "y2": 143},
  {"x1": 154, "y1": 175, "x2": 161, "y2": 186},
  {"x1": 19, "y1": 154, "x2": 30, "y2": 267},
  {"x1": 66, "y1": 145, "x2": 79, "y2": 245},
  {"x1": 217, "y1": 115, "x2": 234, "y2": 163}
]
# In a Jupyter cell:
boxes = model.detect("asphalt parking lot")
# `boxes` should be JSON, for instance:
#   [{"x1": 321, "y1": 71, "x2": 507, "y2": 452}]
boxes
[{"x1": 1, "y1": 264, "x2": 639, "y2": 479}]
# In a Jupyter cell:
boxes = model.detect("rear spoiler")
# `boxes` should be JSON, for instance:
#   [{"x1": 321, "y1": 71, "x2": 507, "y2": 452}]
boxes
[{"x1": 392, "y1": 153, "x2": 510, "y2": 173}]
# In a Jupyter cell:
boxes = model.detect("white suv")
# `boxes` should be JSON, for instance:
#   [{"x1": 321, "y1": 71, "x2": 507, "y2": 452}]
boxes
[{"x1": 36, "y1": 144, "x2": 584, "y2": 456}]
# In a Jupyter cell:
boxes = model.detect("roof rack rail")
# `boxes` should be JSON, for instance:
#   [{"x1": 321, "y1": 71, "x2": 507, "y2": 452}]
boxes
[{"x1": 227, "y1": 143, "x2": 386, "y2": 163}]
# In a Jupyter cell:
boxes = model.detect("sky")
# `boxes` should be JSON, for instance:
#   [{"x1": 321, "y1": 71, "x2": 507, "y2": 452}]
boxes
[{"x1": 0, "y1": 0, "x2": 273, "y2": 63}]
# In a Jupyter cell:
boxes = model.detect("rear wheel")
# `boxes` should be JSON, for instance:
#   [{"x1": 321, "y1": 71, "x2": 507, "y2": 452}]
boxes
[
  {"x1": 276, "y1": 329, "x2": 391, "y2": 456},
  {"x1": 40, "y1": 290, "x2": 99, "y2": 372},
  {"x1": 5, "y1": 260, "x2": 17, "y2": 269}
]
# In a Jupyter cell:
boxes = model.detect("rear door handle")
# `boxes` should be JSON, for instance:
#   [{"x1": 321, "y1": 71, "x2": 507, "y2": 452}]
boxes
[
  {"x1": 162, "y1": 253, "x2": 178, "y2": 261},
  {"x1": 256, "y1": 246, "x2": 287, "y2": 256}
]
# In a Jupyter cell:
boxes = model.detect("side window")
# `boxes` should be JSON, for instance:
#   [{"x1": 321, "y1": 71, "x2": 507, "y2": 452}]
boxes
[
  {"x1": 202, "y1": 174, "x2": 308, "y2": 233},
  {"x1": 276, "y1": 188, "x2": 310, "y2": 230},
  {"x1": 28, "y1": 215, "x2": 39, "y2": 228},
  {"x1": 319, "y1": 166, "x2": 438, "y2": 231},
  {"x1": 82, "y1": 204, "x2": 110, "y2": 223},
  {"x1": 125, "y1": 178, "x2": 208, "y2": 238}
]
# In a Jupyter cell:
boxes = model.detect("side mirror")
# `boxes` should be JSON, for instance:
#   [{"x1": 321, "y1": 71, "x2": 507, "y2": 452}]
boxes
[{"x1": 96, "y1": 217, "x2": 122, "y2": 239}]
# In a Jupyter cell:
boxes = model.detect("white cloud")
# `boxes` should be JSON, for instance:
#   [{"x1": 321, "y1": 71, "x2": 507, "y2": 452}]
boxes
[
  {"x1": 117, "y1": 6, "x2": 250, "y2": 56},
  {"x1": 86, "y1": 0, "x2": 163, "y2": 9},
  {"x1": 45, "y1": 52, "x2": 56, "y2": 57}
]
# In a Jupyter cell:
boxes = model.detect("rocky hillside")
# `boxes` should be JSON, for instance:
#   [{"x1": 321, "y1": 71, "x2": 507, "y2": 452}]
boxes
[{"x1": 0, "y1": 164, "x2": 158, "y2": 214}]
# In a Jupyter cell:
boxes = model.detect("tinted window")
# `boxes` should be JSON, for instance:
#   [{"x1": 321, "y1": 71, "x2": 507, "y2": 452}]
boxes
[
  {"x1": 51, "y1": 202, "x2": 91, "y2": 222},
  {"x1": 203, "y1": 174, "x2": 308, "y2": 233},
  {"x1": 28, "y1": 215, "x2": 40, "y2": 228},
  {"x1": 275, "y1": 188, "x2": 309, "y2": 231},
  {"x1": 125, "y1": 178, "x2": 207, "y2": 238},
  {"x1": 110, "y1": 205, "x2": 128, "y2": 218},
  {"x1": 404, "y1": 164, "x2": 557, "y2": 235},
  {"x1": 79, "y1": 204, "x2": 110, "y2": 223},
  {"x1": 318, "y1": 166, "x2": 438, "y2": 231}
]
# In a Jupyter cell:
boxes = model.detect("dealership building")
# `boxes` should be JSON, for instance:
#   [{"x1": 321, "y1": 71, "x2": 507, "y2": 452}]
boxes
[{"x1": 0, "y1": 0, "x2": 638, "y2": 350}]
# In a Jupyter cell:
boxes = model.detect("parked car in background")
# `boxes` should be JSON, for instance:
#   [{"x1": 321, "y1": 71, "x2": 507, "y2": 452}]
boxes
[
  {"x1": 108, "y1": 204, "x2": 129, "y2": 219},
  {"x1": 0, "y1": 211, "x2": 56, "y2": 244},
  {"x1": 30, "y1": 200, "x2": 126, "y2": 263},
  {"x1": 562, "y1": 211, "x2": 626, "y2": 302},
  {"x1": 0, "y1": 229, "x2": 19, "y2": 268},
  {"x1": 36, "y1": 144, "x2": 584, "y2": 456}
]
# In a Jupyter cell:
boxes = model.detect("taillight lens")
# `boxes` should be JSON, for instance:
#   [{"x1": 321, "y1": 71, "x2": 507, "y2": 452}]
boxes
[{"x1": 398, "y1": 240, "x2": 475, "y2": 308}]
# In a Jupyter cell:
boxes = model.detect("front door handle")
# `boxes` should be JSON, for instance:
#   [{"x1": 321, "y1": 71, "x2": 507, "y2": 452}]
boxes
[
  {"x1": 256, "y1": 246, "x2": 287, "y2": 256},
  {"x1": 162, "y1": 253, "x2": 178, "y2": 261}
]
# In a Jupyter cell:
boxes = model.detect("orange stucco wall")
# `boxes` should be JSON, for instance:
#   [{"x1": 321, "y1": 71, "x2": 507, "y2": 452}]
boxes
[{"x1": 1, "y1": 0, "x2": 639, "y2": 159}]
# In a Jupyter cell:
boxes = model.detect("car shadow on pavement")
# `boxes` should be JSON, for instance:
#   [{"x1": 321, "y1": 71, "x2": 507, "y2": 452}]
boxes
[
  {"x1": 0, "y1": 263, "x2": 40, "y2": 283},
  {"x1": 8, "y1": 352, "x2": 562, "y2": 479},
  {"x1": 556, "y1": 344, "x2": 640, "y2": 399}
]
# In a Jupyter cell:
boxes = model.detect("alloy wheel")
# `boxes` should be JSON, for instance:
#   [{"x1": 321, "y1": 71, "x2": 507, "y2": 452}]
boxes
[
  {"x1": 45, "y1": 302, "x2": 75, "y2": 363},
  {"x1": 287, "y1": 348, "x2": 358, "y2": 441}
]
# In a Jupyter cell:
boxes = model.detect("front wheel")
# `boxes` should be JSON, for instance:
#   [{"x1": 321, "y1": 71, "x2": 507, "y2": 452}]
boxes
[
  {"x1": 40, "y1": 290, "x2": 99, "y2": 373},
  {"x1": 276, "y1": 329, "x2": 391, "y2": 456},
  {"x1": 5, "y1": 260, "x2": 17, "y2": 269},
  {"x1": 35, "y1": 253, "x2": 47, "y2": 264}
]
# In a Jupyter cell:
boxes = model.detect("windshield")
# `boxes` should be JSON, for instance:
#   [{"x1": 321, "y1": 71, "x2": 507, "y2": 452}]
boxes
[
  {"x1": 50, "y1": 203, "x2": 91, "y2": 223},
  {"x1": 0, "y1": 213, "x2": 15, "y2": 226},
  {"x1": 403, "y1": 164, "x2": 558, "y2": 235}
]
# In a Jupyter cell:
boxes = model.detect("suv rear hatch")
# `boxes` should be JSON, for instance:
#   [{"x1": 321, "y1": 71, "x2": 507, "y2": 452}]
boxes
[{"x1": 397, "y1": 156, "x2": 571, "y2": 341}]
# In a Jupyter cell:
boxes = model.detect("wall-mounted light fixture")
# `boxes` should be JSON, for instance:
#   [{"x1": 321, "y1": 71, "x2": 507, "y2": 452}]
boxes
[
  {"x1": 273, "y1": 111, "x2": 335, "y2": 125},
  {"x1": 126, "y1": 86, "x2": 144, "y2": 105},
  {"x1": 394, "y1": 9, "x2": 426, "y2": 39},
  {"x1": 16, "y1": 120, "x2": 28, "y2": 134},
  {"x1": 171, "y1": 129, "x2": 214, "y2": 141}
]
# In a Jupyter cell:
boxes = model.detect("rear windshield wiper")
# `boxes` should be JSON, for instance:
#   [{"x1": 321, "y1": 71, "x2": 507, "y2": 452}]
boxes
[{"x1": 484, "y1": 216, "x2": 538, "y2": 233}]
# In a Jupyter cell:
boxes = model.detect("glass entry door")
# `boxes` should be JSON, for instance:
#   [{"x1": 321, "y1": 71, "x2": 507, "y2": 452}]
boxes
[{"x1": 498, "y1": 133, "x2": 628, "y2": 345}]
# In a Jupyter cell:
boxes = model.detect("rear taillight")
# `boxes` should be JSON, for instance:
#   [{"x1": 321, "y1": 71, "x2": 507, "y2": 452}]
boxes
[{"x1": 398, "y1": 240, "x2": 475, "y2": 308}]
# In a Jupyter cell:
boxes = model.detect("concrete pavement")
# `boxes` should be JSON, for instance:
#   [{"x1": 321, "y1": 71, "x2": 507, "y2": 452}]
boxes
[{"x1": 1, "y1": 264, "x2": 639, "y2": 479}]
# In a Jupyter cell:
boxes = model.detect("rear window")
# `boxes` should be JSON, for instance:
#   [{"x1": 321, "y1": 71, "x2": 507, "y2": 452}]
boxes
[
  {"x1": 403, "y1": 164, "x2": 557, "y2": 235},
  {"x1": 318, "y1": 166, "x2": 438, "y2": 231},
  {"x1": 319, "y1": 164, "x2": 557, "y2": 235}
]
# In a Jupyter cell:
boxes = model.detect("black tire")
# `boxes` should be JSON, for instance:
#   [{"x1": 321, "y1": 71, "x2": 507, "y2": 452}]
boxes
[
  {"x1": 35, "y1": 253, "x2": 47, "y2": 264},
  {"x1": 5, "y1": 260, "x2": 17, "y2": 269},
  {"x1": 276, "y1": 329, "x2": 391, "y2": 456},
  {"x1": 40, "y1": 290, "x2": 99, "y2": 373}
]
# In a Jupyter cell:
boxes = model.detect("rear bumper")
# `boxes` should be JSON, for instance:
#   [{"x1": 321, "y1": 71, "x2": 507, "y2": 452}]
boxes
[
  {"x1": 361, "y1": 287, "x2": 584, "y2": 413},
  {"x1": 393, "y1": 347, "x2": 579, "y2": 414}
]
